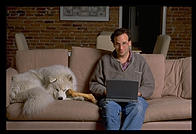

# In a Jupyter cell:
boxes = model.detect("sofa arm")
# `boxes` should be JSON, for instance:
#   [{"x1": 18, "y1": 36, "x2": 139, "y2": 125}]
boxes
[{"x1": 6, "y1": 67, "x2": 18, "y2": 107}]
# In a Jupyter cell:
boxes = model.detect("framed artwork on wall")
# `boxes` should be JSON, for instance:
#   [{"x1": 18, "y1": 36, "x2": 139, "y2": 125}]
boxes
[{"x1": 60, "y1": 6, "x2": 109, "y2": 21}]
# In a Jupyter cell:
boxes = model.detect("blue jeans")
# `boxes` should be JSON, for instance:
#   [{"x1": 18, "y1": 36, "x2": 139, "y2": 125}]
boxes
[{"x1": 98, "y1": 97, "x2": 148, "y2": 130}]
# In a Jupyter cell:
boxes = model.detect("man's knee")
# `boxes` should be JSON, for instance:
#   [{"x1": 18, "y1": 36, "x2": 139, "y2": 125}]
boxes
[
  {"x1": 137, "y1": 97, "x2": 148, "y2": 113},
  {"x1": 101, "y1": 101, "x2": 122, "y2": 115}
]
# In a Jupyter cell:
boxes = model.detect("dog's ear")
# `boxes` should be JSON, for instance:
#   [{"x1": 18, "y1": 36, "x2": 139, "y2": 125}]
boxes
[
  {"x1": 48, "y1": 76, "x2": 57, "y2": 83},
  {"x1": 67, "y1": 74, "x2": 73, "y2": 82}
]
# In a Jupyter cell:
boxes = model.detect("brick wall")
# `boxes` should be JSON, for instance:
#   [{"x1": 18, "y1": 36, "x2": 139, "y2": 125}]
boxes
[
  {"x1": 166, "y1": 7, "x2": 192, "y2": 59},
  {"x1": 6, "y1": 6, "x2": 119, "y2": 68},
  {"x1": 6, "y1": 6, "x2": 192, "y2": 68}
]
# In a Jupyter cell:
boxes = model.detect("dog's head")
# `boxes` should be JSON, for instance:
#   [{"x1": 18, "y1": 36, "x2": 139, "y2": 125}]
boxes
[{"x1": 46, "y1": 73, "x2": 76, "y2": 100}]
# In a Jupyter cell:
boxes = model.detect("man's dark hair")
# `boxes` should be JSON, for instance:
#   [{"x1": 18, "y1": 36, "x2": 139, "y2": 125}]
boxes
[{"x1": 110, "y1": 28, "x2": 131, "y2": 43}]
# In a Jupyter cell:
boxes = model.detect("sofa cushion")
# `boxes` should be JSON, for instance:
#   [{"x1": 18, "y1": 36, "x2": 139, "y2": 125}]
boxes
[
  {"x1": 7, "y1": 100, "x2": 100, "y2": 121},
  {"x1": 162, "y1": 57, "x2": 192, "y2": 99},
  {"x1": 144, "y1": 96, "x2": 192, "y2": 123},
  {"x1": 7, "y1": 96, "x2": 191, "y2": 123},
  {"x1": 69, "y1": 47, "x2": 110, "y2": 93},
  {"x1": 141, "y1": 54, "x2": 165, "y2": 99},
  {"x1": 16, "y1": 49, "x2": 68, "y2": 73}
]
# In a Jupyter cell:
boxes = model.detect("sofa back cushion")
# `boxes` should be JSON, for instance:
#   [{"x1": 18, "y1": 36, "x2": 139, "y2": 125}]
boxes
[
  {"x1": 162, "y1": 57, "x2": 192, "y2": 99},
  {"x1": 141, "y1": 54, "x2": 165, "y2": 99},
  {"x1": 69, "y1": 47, "x2": 109, "y2": 93},
  {"x1": 16, "y1": 49, "x2": 68, "y2": 73}
]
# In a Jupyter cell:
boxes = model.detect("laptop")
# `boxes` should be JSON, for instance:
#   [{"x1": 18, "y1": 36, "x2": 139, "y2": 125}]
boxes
[{"x1": 106, "y1": 80, "x2": 139, "y2": 102}]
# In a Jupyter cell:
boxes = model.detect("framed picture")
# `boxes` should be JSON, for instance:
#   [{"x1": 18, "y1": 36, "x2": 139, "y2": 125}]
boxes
[{"x1": 60, "y1": 6, "x2": 109, "y2": 21}]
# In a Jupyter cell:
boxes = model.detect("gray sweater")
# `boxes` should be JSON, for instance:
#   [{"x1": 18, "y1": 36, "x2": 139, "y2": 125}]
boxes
[{"x1": 89, "y1": 50, "x2": 155, "y2": 99}]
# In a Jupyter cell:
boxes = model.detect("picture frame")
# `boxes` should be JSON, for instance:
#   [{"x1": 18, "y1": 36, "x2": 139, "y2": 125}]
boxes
[{"x1": 60, "y1": 6, "x2": 109, "y2": 21}]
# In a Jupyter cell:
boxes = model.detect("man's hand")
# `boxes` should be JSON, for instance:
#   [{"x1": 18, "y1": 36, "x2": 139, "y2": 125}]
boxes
[
  {"x1": 138, "y1": 92, "x2": 142, "y2": 97},
  {"x1": 104, "y1": 89, "x2": 107, "y2": 96}
]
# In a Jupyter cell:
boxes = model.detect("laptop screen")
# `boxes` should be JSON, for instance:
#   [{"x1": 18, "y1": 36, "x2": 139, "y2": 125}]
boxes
[{"x1": 106, "y1": 80, "x2": 139, "y2": 102}]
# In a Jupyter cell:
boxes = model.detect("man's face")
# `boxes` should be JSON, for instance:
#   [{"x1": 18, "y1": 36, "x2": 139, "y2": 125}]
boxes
[{"x1": 113, "y1": 33, "x2": 131, "y2": 58}]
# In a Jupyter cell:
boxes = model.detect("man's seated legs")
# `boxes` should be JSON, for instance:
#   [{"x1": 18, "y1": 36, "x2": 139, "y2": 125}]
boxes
[
  {"x1": 121, "y1": 97, "x2": 148, "y2": 130},
  {"x1": 99, "y1": 97, "x2": 148, "y2": 130},
  {"x1": 99, "y1": 99, "x2": 122, "y2": 130}
]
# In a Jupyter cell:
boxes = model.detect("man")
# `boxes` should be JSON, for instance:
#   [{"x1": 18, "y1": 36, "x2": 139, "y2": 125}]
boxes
[{"x1": 89, "y1": 28, "x2": 155, "y2": 130}]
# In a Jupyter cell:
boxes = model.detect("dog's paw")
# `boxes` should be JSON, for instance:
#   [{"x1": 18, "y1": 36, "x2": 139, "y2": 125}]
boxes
[
  {"x1": 9, "y1": 96, "x2": 23, "y2": 103},
  {"x1": 65, "y1": 98, "x2": 72, "y2": 100},
  {"x1": 9, "y1": 92, "x2": 17, "y2": 103},
  {"x1": 10, "y1": 92, "x2": 16, "y2": 99},
  {"x1": 10, "y1": 98, "x2": 17, "y2": 103},
  {"x1": 73, "y1": 96, "x2": 85, "y2": 101}
]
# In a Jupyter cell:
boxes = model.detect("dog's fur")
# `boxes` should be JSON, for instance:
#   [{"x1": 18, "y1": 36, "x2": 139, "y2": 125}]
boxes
[{"x1": 9, "y1": 65, "x2": 96, "y2": 118}]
